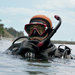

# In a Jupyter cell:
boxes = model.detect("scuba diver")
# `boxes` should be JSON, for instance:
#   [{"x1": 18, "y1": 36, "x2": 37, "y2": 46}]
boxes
[{"x1": 5, "y1": 15, "x2": 73, "y2": 60}]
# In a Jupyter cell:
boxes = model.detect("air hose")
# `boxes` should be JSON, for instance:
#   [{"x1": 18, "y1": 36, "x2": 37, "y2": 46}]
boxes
[{"x1": 12, "y1": 36, "x2": 30, "y2": 45}]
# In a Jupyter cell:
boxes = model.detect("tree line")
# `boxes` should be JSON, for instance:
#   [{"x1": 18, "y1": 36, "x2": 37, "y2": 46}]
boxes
[
  {"x1": 5, "y1": 27, "x2": 24, "y2": 37},
  {"x1": 0, "y1": 24, "x2": 4, "y2": 37},
  {"x1": 0, "y1": 24, "x2": 24, "y2": 38}
]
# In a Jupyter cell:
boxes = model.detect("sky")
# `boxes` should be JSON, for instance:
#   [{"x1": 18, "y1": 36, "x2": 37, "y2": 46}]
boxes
[{"x1": 0, "y1": 0, "x2": 75, "y2": 41}]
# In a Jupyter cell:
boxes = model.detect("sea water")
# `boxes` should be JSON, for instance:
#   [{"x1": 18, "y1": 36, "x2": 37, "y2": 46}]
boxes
[{"x1": 0, "y1": 39, "x2": 75, "y2": 75}]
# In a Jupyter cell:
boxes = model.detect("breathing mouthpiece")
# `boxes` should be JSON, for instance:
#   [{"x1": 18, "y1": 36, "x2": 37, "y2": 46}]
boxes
[{"x1": 37, "y1": 41, "x2": 44, "y2": 47}]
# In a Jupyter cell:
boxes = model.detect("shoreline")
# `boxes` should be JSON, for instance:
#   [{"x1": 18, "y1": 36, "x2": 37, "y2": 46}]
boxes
[
  {"x1": 52, "y1": 40, "x2": 75, "y2": 45},
  {"x1": 1, "y1": 37, "x2": 75, "y2": 45}
]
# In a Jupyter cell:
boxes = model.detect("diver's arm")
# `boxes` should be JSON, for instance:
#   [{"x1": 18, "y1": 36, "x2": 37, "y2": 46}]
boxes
[
  {"x1": 5, "y1": 43, "x2": 21, "y2": 55},
  {"x1": 16, "y1": 40, "x2": 39, "y2": 57}
]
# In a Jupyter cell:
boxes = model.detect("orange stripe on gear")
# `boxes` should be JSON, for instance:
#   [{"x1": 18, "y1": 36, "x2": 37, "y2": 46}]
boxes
[{"x1": 31, "y1": 15, "x2": 52, "y2": 28}]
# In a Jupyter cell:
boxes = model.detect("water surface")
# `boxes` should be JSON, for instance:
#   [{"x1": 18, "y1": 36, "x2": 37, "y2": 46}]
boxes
[{"x1": 0, "y1": 40, "x2": 75, "y2": 75}]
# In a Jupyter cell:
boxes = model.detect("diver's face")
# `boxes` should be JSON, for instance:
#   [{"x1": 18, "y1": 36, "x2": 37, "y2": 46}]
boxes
[
  {"x1": 30, "y1": 33, "x2": 48, "y2": 41},
  {"x1": 25, "y1": 23, "x2": 48, "y2": 41}
]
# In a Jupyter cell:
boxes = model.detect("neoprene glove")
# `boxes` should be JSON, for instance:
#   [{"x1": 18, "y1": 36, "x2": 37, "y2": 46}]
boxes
[{"x1": 17, "y1": 40, "x2": 39, "y2": 56}]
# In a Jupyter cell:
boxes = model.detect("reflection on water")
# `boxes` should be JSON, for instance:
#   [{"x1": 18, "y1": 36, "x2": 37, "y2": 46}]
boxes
[
  {"x1": 26, "y1": 60, "x2": 50, "y2": 75},
  {"x1": 0, "y1": 39, "x2": 75, "y2": 75}
]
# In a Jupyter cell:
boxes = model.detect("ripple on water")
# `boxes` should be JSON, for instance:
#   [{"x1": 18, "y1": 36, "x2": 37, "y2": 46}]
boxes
[{"x1": 0, "y1": 40, "x2": 75, "y2": 75}]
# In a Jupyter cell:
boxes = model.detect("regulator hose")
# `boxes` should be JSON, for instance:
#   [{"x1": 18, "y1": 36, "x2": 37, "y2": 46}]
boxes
[{"x1": 12, "y1": 36, "x2": 30, "y2": 45}]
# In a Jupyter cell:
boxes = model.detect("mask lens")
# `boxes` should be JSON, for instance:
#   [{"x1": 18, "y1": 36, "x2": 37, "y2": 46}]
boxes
[
  {"x1": 37, "y1": 25, "x2": 45, "y2": 35},
  {"x1": 25, "y1": 24, "x2": 46, "y2": 35},
  {"x1": 25, "y1": 25, "x2": 33, "y2": 34}
]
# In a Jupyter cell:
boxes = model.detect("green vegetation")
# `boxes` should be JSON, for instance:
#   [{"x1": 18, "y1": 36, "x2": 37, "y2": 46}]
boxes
[
  {"x1": 5, "y1": 27, "x2": 24, "y2": 37},
  {"x1": 0, "y1": 24, "x2": 4, "y2": 36},
  {"x1": 0, "y1": 24, "x2": 24, "y2": 38}
]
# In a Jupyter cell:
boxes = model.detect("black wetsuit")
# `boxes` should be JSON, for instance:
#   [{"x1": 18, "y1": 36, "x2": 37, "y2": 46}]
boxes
[{"x1": 5, "y1": 39, "x2": 73, "y2": 59}]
